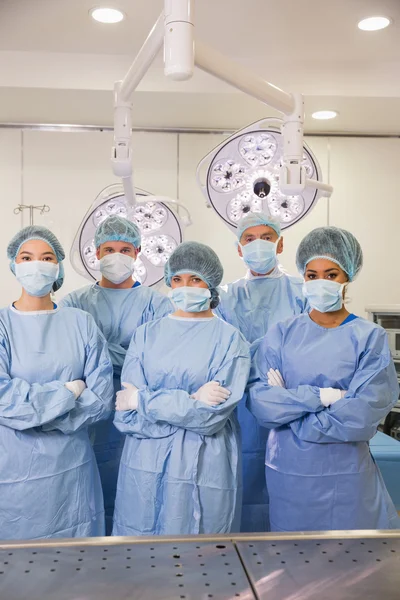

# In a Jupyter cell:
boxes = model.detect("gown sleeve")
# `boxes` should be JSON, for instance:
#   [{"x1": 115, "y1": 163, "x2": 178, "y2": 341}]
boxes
[
  {"x1": 0, "y1": 325, "x2": 75, "y2": 430},
  {"x1": 114, "y1": 331, "x2": 179, "y2": 439},
  {"x1": 125, "y1": 329, "x2": 251, "y2": 437},
  {"x1": 42, "y1": 314, "x2": 114, "y2": 433},
  {"x1": 290, "y1": 333, "x2": 399, "y2": 443},
  {"x1": 247, "y1": 323, "x2": 324, "y2": 429}
]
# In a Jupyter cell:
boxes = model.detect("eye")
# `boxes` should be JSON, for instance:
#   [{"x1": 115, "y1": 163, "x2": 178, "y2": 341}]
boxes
[
  {"x1": 306, "y1": 273, "x2": 316, "y2": 280},
  {"x1": 326, "y1": 273, "x2": 338, "y2": 280},
  {"x1": 192, "y1": 278, "x2": 202, "y2": 284},
  {"x1": 21, "y1": 256, "x2": 31, "y2": 261}
]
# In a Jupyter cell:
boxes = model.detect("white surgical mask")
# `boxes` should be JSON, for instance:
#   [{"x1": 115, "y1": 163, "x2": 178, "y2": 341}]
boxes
[
  {"x1": 15, "y1": 261, "x2": 59, "y2": 297},
  {"x1": 240, "y1": 239, "x2": 279, "y2": 274},
  {"x1": 303, "y1": 279, "x2": 345, "y2": 313},
  {"x1": 169, "y1": 287, "x2": 211, "y2": 313},
  {"x1": 99, "y1": 253, "x2": 135, "y2": 284}
]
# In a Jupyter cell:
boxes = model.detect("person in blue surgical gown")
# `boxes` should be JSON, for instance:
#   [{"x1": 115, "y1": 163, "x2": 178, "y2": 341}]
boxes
[
  {"x1": 60, "y1": 215, "x2": 172, "y2": 533},
  {"x1": 0, "y1": 226, "x2": 113, "y2": 539},
  {"x1": 248, "y1": 226, "x2": 400, "y2": 531},
  {"x1": 113, "y1": 241, "x2": 250, "y2": 536},
  {"x1": 215, "y1": 212, "x2": 308, "y2": 532}
]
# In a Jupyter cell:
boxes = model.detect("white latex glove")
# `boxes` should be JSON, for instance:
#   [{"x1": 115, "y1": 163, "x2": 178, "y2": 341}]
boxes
[
  {"x1": 191, "y1": 381, "x2": 231, "y2": 407},
  {"x1": 320, "y1": 387, "x2": 347, "y2": 407},
  {"x1": 116, "y1": 383, "x2": 139, "y2": 411},
  {"x1": 65, "y1": 379, "x2": 86, "y2": 399},
  {"x1": 267, "y1": 369, "x2": 285, "y2": 388}
]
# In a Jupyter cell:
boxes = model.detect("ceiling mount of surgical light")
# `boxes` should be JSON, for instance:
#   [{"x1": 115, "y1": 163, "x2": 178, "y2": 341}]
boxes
[
  {"x1": 196, "y1": 118, "x2": 324, "y2": 231},
  {"x1": 105, "y1": 0, "x2": 333, "y2": 256},
  {"x1": 70, "y1": 184, "x2": 190, "y2": 287}
]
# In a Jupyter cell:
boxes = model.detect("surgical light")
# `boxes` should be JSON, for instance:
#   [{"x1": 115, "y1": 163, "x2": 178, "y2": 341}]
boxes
[
  {"x1": 358, "y1": 16, "x2": 392, "y2": 31},
  {"x1": 197, "y1": 118, "x2": 325, "y2": 231},
  {"x1": 90, "y1": 7, "x2": 125, "y2": 24},
  {"x1": 312, "y1": 110, "x2": 338, "y2": 120},
  {"x1": 71, "y1": 184, "x2": 190, "y2": 287}
]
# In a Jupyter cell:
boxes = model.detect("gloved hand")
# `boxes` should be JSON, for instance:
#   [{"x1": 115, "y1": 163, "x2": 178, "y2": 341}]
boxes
[
  {"x1": 267, "y1": 369, "x2": 285, "y2": 388},
  {"x1": 116, "y1": 383, "x2": 139, "y2": 411},
  {"x1": 191, "y1": 381, "x2": 231, "y2": 407},
  {"x1": 320, "y1": 387, "x2": 347, "y2": 407},
  {"x1": 65, "y1": 380, "x2": 86, "y2": 399}
]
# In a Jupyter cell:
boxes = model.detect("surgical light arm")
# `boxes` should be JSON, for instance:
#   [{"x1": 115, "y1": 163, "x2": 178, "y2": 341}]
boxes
[{"x1": 112, "y1": 0, "x2": 333, "y2": 207}]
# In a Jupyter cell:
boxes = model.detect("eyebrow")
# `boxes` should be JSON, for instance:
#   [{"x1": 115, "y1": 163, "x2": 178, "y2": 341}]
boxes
[
  {"x1": 306, "y1": 267, "x2": 339, "y2": 273},
  {"x1": 20, "y1": 250, "x2": 56, "y2": 258},
  {"x1": 104, "y1": 245, "x2": 132, "y2": 250}
]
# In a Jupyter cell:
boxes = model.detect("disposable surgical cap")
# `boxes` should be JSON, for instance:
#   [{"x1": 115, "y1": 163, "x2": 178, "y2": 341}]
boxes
[
  {"x1": 94, "y1": 216, "x2": 141, "y2": 249},
  {"x1": 164, "y1": 241, "x2": 223, "y2": 309},
  {"x1": 296, "y1": 226, "x2": 363, "y2": 281},
  {"x1": 236, "y1": 212, "x2": 281, "y2": 241},
  {"x1": 7, "y1": 225, "x2": 65, "y2": 291}
]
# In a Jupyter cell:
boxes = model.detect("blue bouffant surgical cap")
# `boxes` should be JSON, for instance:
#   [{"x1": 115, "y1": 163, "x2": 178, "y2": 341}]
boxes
[
  {"x1": 164, "y1": 241, "x2": 223, "y2": 309},
  {"x1": 7, "y1": 225, "x2": 65, "y2": 291},
  {"x1": 296, "y1": 226, "x2": 363, "y2": 281},
  {"x1": 94, "y1": 216, "x2": 141, "y2": 249},
  {"x1": 236, "y1": 212, "x2": 281, "y2": 241}
]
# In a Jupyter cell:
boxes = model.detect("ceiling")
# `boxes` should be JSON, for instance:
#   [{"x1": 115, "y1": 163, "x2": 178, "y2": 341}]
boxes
[{"x1": 0, "y1": 0, "x2": 399, "y2": 133}]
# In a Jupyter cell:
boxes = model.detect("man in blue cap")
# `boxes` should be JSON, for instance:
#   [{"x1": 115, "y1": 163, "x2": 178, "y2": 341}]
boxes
[
  {"x1": 60, "y1": 215, "x2": 172, "y2": 533},
  {"x1": 215, "y1": 211, "x2": 308, "y2": 532}
]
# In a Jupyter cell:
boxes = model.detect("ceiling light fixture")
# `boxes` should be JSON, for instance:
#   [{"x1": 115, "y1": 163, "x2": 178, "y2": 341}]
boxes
[
  {"x1": 71, "y1": 184, "x2": 191, "y2": 287},
  {"x1": 197, "y1": 118, "x2": 325, "y2": 231},
  {"x1": 90, "y1": 7, "x2": 125, "y2": 24},
  {"x1": 311, "y1": 110, "x2": 338, "y2": 120},
  {"x1": 357, "y1": 16, "x2": 392, "y2": 31}
]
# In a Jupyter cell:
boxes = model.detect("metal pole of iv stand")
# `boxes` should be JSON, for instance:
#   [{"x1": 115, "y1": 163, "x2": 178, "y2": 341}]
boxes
[{"x1": 13, "y1": 204, "x2": 51, "y2": 225}]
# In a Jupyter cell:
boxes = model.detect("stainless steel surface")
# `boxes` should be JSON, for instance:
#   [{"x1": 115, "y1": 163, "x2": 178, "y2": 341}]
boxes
[
  {"x1": 1, "y1": 533, "x2": 400, "y2": 599},
  {"x1": 0, "y1": 539, "x2": 254, "y2": 600},
  {"x1": 238, "y1": 537, "x2": 400, "y2": 600}
]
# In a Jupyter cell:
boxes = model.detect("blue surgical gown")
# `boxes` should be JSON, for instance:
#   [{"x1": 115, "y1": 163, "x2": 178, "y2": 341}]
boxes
[
  {"x1": 248, "y1": 313, "x2": 400, "y2": 532},
  {"x1": 113, "y1": 315, "x2": 250, "y2": 536},
  {"x1": 0, "y1": 305, "x2": 114, "y2": 540},
  {"x1": 215, "y1": 272, "x2": 308, "y2": 532},
  {"x1": 59, "y1": 283, "x2": 172, "y2": 532}
]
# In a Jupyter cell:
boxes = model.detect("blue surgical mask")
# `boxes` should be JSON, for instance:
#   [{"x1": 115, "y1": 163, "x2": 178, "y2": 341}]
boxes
[
  {"x1": 240, "y1": 239, "x2": 278, "y2": 274},
  {"x1": 15, "y1": 261, "x2": 59, "y2": 297},
  {"x1": 302, "y1": 279, "x2": 345, "y2": 313},
  {"x1": 169, "y1": 287, "x2": 211, "y2": 313},
  {"x1": 99, "y1": 253, "x2": 136, "y2": 284}
]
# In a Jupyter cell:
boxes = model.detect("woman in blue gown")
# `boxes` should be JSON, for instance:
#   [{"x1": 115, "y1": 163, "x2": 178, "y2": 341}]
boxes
[
  {"x1": 248, "y1": 226, "x2": 400, "y2": 531},
  {"x1": 113, "y1": 241, "x2": 250, "y2": 535},
  {"x1": 0, "y1": 226, "x2": 114, "y2": 539}
]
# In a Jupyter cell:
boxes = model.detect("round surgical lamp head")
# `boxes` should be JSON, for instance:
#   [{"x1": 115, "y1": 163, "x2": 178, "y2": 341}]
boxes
[
  {"x1": 71, "y1": 184, "x2": 186, "y2": 287},
  {"x1": 196, "y1": 118, "x2": 324, "y2": 232}
]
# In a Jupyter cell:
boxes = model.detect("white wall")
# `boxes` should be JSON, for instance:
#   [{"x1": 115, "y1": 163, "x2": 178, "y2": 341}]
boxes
[{"x1": 0, "y1": 128, "x2": 399, "y2": 316}]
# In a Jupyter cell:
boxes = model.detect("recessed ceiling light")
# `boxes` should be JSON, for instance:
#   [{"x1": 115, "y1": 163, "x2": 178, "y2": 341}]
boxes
[
  {"x1": 311, "y1": 111, "x2": 338, "y2": 120},
  {"x1": 90, "y1": 7, "x2": 125, "y2": 24},
  {"x1": 358, "y1": 16, "x2": 392, "y2": 31}
]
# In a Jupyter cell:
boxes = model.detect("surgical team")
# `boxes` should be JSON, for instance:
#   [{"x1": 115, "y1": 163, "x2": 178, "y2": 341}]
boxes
[{"x1": 0, "y1": 211, "x2": 399, "y2": 540}]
